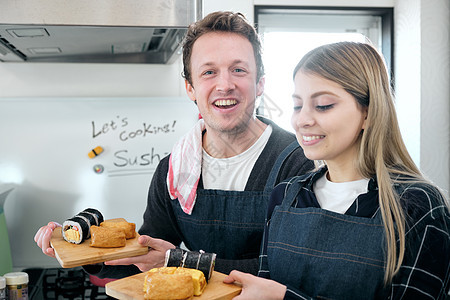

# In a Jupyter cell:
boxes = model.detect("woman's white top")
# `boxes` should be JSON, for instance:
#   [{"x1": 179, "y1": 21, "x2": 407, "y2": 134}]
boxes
[{"x1": 313, "y1": 173, "x2": 369, "y2": 214}]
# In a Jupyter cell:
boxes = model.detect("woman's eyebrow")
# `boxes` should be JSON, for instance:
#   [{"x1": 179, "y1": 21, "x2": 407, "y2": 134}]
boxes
[
  {"x1": 310, "y1": 91, "x2": 339, "y2": 98},
  {"x1": 292, "y1": 90, "x2": 338, "y2": 100}
]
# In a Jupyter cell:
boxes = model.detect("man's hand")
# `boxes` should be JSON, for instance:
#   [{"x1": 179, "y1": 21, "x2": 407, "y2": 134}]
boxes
[{"x1": 104, "y1": 235, "x2": 175, "y2": 272}]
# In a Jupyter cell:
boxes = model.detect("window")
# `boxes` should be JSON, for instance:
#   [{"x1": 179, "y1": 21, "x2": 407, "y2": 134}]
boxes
[{"x1": 255, "y1": 6, "x2": 393, "y2": 131}]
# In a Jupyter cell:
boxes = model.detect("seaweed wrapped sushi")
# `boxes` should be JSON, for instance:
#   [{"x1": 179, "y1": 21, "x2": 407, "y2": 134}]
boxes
[{"x1": 62, "y1": 208, "x2": 103, "y2": 244}]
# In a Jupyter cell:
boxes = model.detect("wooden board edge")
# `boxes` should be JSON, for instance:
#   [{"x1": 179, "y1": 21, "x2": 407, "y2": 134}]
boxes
[
  {"x1": 53, "y1": 250, "x2": 69, "y2": 268},
  {"x1": 105, "y1": 286, "x2": 137, "y2": 300},
  {"x1": 213, "y1": 289, "x2": 242, "y2": 300},
  {"x1": 51, "y1": 227, "x2": 148, "y2": 269},
  {"x1": 53, "y1": 246, "x2": 149, "y2": 269},
  {"x1": 104, "y1": 285, "x2": 241, "y2": 300}
]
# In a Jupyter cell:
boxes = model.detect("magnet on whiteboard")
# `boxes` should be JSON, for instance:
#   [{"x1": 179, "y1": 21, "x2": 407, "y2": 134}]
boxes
[
  {"x1": 88, "y1": 146, "x2": 104, "y2": 158},
  {"x1": 93, "y1": 164, "x2": 104, "y2": 174}
]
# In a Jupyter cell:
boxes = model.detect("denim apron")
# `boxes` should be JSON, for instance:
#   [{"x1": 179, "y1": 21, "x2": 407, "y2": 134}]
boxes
[
  {"x1": 171, "y1": 142, "x2": 299, "y2": 260},
  {"x1": 267, "y1": 177, "x2": 388, "y2": 299}
]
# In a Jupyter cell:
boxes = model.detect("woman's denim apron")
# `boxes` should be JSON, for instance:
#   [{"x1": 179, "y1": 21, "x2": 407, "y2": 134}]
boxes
[
  {"x1": 267, "y1": 177, "x2": 388, "y2": 299},
  {"x1": 171, "y1": 142, "x2": 299, "y2": 260}
]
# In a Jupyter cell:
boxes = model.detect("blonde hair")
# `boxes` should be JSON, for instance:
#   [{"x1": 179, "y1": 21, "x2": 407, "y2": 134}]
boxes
[{"x1": 293, "y1": 41, "x2": 441, "y2": 284}]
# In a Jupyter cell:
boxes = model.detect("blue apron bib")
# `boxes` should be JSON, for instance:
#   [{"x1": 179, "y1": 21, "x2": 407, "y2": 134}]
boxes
[
  {"x1": 171, "y1": 142, "x2": 299, "y2": 260},
  {"x1": 267, "y1": 178, "x2": 388, "y2": 299}
]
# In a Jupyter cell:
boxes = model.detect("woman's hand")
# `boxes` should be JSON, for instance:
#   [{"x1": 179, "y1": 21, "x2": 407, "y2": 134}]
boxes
[
  {"x1": 103, "y1": 235, "x2": 175, "y2": 272},
  {"x1": 224, "y1": 270, "x2": 287, "y2": 300},
  {"x1": 34, "y1": 221, "x2": 61, "y2": 257}
]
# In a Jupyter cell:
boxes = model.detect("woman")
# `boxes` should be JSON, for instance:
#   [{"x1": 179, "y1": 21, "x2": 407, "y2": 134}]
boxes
[{"x1": 224, "y1": 42, "x2": 450, "y2": 299}]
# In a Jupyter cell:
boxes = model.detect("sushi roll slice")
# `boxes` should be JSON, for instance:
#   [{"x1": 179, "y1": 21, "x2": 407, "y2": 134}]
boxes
[
  {"x1": 62, "y1": 208, "x2": 104, "y2": 244},
  {"x1": 62, "y1": 216, "x2": 90, "y2": 244},
  {"x1": 82, "y1": 208, "x2": 104, "y2": 225},
  {"x1": 165, "y1": 248, "x2": 187, "y2": 268},
  {"x1": 180, "y1": 250, "x2": 216, "y2": 282},
  {"x1": 75, "y1": 212, "x2": 97, "y2": 238},
  {"x1": 197, "y1": 251, "x2": 216, "y2": 281},
  {"x1": 182, "y1": 251, "x2": 201, "y2": 270}
]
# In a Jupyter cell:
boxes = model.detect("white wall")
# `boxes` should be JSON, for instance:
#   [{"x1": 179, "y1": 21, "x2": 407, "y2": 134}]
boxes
[
  {"x1": 1, "y1": 97, "x2": 199, "y2": 270},
  {"x1": 395, "y1": 0, "x2": 450, "y2": 197},
  {"x1": 0, "y1": 59, "x2": 186, "y2": 98},
  {"x1": 419, "y1": 0, "x2": 449, "y2": 198},
  {"x1": 395, "y1": 0, "x2": 421, "y2": 167}
]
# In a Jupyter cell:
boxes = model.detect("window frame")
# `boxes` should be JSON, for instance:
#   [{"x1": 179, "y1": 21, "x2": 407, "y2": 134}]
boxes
[{"x1": 254, "y1": 5, "x2": 394, "y2": 74}]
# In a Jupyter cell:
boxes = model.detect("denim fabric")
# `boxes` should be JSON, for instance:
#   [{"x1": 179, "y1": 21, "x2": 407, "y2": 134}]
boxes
[
  {"x1": 267, "y1": 178, "x2": 387, "y2": 299},
  {"x1": 172, "y1": 141, "x2": 299, "y2": 260}
]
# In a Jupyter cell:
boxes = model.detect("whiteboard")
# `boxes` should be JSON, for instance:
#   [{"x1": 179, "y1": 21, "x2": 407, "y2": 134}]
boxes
[{"x1": 0, "y1": 97, "x2": 198, "y2": 269}]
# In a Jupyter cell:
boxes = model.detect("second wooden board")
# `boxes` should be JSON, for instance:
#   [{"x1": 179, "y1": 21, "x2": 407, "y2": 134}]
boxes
[{"x1": 106, "y1": 271, "x2": 242, "y2": 300}]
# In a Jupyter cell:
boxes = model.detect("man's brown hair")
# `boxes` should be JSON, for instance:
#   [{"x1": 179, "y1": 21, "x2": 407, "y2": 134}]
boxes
[{"x1": 182, "y1": 11, "x2": 264, "y2": 85}]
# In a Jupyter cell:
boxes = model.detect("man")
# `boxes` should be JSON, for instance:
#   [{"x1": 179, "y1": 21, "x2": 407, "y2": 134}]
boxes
[{"x1": 34, "y1": 11, "x2": 313, "y2": 277}]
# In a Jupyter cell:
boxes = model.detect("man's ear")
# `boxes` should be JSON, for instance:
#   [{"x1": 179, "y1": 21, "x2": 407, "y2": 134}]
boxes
[
  {"x1": 256, "y1": 77, "x2": 265, "y2": 97},
  {"x1": 185, "y1": 80, "x2": 196, "y2": 102}
]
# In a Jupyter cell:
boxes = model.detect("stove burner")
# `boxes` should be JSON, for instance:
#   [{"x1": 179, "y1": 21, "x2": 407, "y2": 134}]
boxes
[
  {"x1": 22, "y1": 267, "x2": 113, "y2": 299},
  {"x1": 55, "y1": 269, "x2": 86, "y2": 299}
]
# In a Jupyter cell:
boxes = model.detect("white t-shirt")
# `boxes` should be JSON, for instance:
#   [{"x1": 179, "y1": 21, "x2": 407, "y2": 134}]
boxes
[
  {"x1": 313, "y1": 173, "x2": 369, "y2": 214},
  {"x1": 202, "y1": 125, "x2": 273, "y2": 190}
]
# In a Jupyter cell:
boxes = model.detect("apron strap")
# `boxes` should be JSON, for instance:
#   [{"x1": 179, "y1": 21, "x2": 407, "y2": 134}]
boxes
[
  {"x1": 283, "y1": 177, "x2": 307, "y2": 208},
  {"x1": 263, "y1": 140, "x2": 300, "y2": 194}
]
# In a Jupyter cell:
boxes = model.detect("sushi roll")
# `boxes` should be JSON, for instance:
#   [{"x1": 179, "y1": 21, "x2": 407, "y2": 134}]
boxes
[
  {"x1": 179, "y1": 250, "x2": 216, "y2": 282},
  {"x1": 75, "y1": 212, "x2": 97, "y2": 238},
  {"x1": 182, "y1": 251, "x2": 201, "y2": 270},
  {"x1": 197, "y1": 251, "x2": 216, "y2": 281},
  {"x1": 165, "y1": 248, "x2": 187, "y2": 268},
  {"x1": 62, "y1": 216, "x2": 90, "y2": 244},
  {"x1": 82, "y1": 208, "x2": 104, "y2": 225},
  {"x1": 62, "y1": 208, "x2": 104, "y2": 244}
]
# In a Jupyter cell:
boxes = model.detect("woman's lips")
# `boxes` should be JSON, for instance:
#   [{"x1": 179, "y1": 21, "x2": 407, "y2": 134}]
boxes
[{"x1": 301, "y1": 135, "x2": 325, "y2": 145}]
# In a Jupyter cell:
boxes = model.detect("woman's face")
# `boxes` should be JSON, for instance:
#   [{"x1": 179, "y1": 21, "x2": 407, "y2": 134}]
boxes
[{"x1": 291, "y1": 70, "x2": 367, "y2": 169}]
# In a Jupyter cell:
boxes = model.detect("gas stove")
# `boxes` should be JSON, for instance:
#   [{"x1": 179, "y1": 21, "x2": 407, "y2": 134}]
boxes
[{"x1": 22, "y1": 267, "x2": 113, "y2": 300}]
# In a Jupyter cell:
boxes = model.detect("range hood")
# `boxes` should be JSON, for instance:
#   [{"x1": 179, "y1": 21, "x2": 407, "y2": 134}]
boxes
[{"x1": 0, "y1": 0, "x2": 202, "y2": 64}]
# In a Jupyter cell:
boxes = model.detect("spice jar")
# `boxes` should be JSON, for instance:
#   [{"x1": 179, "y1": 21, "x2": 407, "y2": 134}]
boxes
[
  {"x1": 0, "y1": 276, "x2": 6, "y2": 300},
  {"x1": 4, "y1": 272, "x2": 28, "y2": 300}
]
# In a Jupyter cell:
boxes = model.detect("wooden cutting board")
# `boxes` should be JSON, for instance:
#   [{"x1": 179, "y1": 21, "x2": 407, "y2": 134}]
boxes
[
  {"x1": 106, "y1": 271, "x2": 242, "y2": 300},
  {"x1": 50, "y1": 220, "x2": 148, "y2": 268}
]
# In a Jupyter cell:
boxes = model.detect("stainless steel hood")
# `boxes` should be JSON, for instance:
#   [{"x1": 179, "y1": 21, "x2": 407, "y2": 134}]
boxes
[{"x1": 0, "y1": 0, "x2": 202, "y2": 64}]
